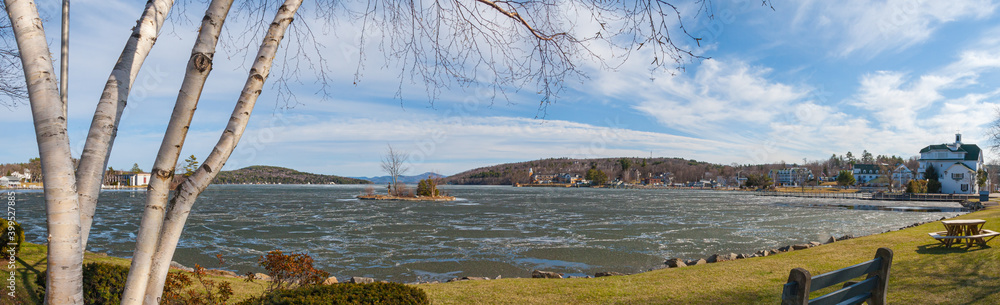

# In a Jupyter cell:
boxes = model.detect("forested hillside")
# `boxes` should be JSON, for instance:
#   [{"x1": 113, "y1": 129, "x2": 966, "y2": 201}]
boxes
[
  {"x1": 443, "y1": 157, "x2": 745, "y2": 185},
  {"x1": 442, "y1": 153, "x2": 920, "y2": 186},
  {"x1": 212, "y1": 166, "x2": 371, "y2": 184}
]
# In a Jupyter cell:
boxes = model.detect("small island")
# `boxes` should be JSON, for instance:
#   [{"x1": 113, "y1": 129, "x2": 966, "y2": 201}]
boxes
[
  {"x1": 356, "y1": 178, "x2": 455, "y2": 201},
  {"x1": 358, "y1": 145, "x2": 455, "y2": 201}
]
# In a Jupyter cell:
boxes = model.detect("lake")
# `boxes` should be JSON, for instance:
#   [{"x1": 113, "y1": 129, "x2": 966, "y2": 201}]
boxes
[{"x1": 11, "y1": 185, "x2": 964, "y2": 282}]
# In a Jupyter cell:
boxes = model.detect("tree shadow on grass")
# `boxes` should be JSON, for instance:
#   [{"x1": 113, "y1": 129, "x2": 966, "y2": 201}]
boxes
[
  {"x1": 16, "y1": 256, "x2": 44, "y2": 304},
  {"x1": 899, "y1": 243, "x2": 1000, "y2": 303},
  {"x1": 914, "y1": 243, "x2": 992, "y2": 255}
]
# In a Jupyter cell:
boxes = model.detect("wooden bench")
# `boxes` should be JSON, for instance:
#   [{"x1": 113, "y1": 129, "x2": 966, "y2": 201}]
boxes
[
  {"x1": 928, "y1": 229, "x2": 999, "y2": 247},
  {"x1": 781, "y1": 248, "x2": 892, "y2": 305}
]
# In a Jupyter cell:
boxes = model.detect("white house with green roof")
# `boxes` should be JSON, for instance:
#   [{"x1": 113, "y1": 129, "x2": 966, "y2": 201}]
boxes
[{"x1": 917, "y1": 134, "x2": 984, "y2": 194}]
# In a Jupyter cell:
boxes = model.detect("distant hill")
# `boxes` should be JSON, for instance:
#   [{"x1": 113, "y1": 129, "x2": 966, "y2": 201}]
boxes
[
  {"x1": 212, "y1": 166, "x2": 371, "y2": 184},
  {"x1": 442, "y1": 157, "x2": 748, "y2": 185},
  {"x1": 352, "y1": 172, "x2": 444, "y2": 184}
]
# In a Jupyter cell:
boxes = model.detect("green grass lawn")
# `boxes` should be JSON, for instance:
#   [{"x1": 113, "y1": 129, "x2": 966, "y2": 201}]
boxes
[
  {"x1": 5, "y1": 207, "x2": 1000, "y2": 304},
  {"x1": 421, "y1": 206, "x2": 1000, "y2": 304}
]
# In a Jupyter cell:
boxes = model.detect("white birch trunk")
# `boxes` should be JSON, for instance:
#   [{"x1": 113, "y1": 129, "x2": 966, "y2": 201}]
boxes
[
  {"x1": 4, "y1": 0, "x2": 83, "y2": 303},
  {"x1": 76, "y1": 0, "x2": 175, "y2": 251},
  {"x1": 59, "y1": 0, "x2": 68, "y2": 118},
  {"x1": 119, "y1": 0, "x2": 233, "y2": 303},
  {"x1": 142, "y1": 1, "x2": 302, "y2": 303}
]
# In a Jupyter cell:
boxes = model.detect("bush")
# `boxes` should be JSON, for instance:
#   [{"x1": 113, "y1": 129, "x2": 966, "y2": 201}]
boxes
[
  {"x1": 36, "y1": 262, "x2": 129, "y2": 305},
  {"x1": 906, "y1": 180, "x2": 927, "y2": 193},
  {"x1": 236, "y1": 282, "x2": 429, "y2": 305},
  {"x1": 0, "y1": 218, "x2": 24, "y2": 259},
  {"x1": 36, "y1": 262, "x2": 230, "y2": 305},
  {"x1": 258, "y1": 250, "x2": 329, "y2": 292}
]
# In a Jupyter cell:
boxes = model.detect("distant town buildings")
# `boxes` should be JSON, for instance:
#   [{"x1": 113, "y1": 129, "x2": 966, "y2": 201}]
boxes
[
  {"x1": 0, "y1": 170, "x2": 31, "y2": 188},
  {"x1": 767, "y1": 167, "x2": 813, "y2": 187},
  {"x1": 852, "y1": 164, "x2": 883, "y2": 186},
  {"x1": 917, "y1": 133, "x2": 984, "y2": 194},
  {"x1": 891, "y1": 164, "x2": 914, "y2": 186},
  {"x1": 103, "y1": 170, "x2": 152, "y2": 187},
  {"x1": 0, "y1": 176, "x2": 20, "y2": 188}
]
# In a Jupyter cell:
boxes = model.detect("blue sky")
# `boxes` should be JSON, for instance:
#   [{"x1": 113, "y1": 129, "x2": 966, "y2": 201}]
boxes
[{"x1": 4, "y1": 0, "x2": 1000, "y2": 176}]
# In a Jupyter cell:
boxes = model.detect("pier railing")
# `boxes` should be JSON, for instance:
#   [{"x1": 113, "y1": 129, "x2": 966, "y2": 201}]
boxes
[
  {"x1": 753, "y1": 190, "x2": 870, "y2": 200},
  {"x1": 754, "y1": 190, "x2": 975, "y2": 202}
]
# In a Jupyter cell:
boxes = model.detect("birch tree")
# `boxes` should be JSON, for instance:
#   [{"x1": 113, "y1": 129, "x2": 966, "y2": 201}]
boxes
[{"x1": 4, "y1": 0, "x2": 771, "y2": 303}]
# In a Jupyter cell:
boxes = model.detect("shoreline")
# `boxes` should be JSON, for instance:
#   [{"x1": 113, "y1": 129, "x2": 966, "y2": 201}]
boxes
[{"x1": 67, "y1": 212, "x2": 961, "y2": 285}]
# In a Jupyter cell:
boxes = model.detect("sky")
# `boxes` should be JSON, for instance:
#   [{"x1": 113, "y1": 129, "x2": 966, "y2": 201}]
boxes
[{"x1": 4, "y1": 0, "x2": 1000, "y2": 177}]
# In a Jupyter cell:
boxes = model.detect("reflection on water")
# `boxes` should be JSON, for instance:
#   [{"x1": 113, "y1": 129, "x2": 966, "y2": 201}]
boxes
[{"x1": 11, "y1": 185, "x2": 964, "y2": 282}]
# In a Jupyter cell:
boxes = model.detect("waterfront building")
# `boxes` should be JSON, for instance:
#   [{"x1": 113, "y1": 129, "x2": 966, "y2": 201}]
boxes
[
  {"x1": 852, "y1": 164, "x2": 883, "y2": 186},
  {"x1": 917, "y1": 133, "x2": 985, "y2": 194},
  {"x1": 891, "y1": 165, "x2": 914, "y2": 186},
  {"x1": 0, "y1": 176, "x2": 20, "y2": 188},
  {"x1": 767, "y1": 167, "x2": 813, "y2": 187},
  {"x1": 119, "y1": 172, "x2": 152, "y2": 186}
]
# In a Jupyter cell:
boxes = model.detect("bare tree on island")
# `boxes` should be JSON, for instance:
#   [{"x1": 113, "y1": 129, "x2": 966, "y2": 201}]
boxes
[
  {"x1": 3, "y1": 0, "x2": 774, "y2": 303},
  {"x1": 381, "y1": 144, "x2": 410, "y2": 196}
]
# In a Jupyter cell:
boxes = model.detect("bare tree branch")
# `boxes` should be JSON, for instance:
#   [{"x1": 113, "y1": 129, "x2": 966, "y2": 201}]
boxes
[{"x1": 0, "y1": 1, "x2": 27, "y2": 109}]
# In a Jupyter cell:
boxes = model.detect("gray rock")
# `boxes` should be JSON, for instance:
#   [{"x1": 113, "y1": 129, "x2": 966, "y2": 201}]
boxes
[
  {"x1": 809, "y1": 241, "x2": 822, "y2": 247},
  {"x1": 755, "y1": 250, "x2": 770, "y2": 257},
  {"x1": 792, "y1": 244, "x2": 810, "y2": 250},
  {"x1": 718, "y1": 253, "x2": 738, "y2": 262},
  {"x1": 779, "y1": 246, "x2": 792, "y2": 252},
  {"x1": 205, "y1": 269, "x2": 239, "y2": 277},
  {"x1": 169, "y1": 261, "x2": 194, "y2": 272},
  {"x1": 254, "y1": 273, "x2": 271, "y2": 281},
  {"x1": 350, "y1": 277, "x2": 375, "y2": 284},
  {"x1": 826, "y1": 236, "x2": 837, "y2": 244},
  {"x1": 463, "y1": 277, "x2": 490, "y2": 281},
  {"x1": 736, "y1": 253, "x2": 748, "y2": 259},
  {"x1": 323, "y1": 276, "x2": 338, "y2": 285},
  {"x1": 495, "y1": 275, "x2": 502, "y2": 280},
  {"x1": 664, "y1": 258, "x2": 687, "y2": 268},
  {"x1": 686, "y1": 259, "x2": 707, "y2": 266},
  {"x1": 595, "y1": 271, "x2": 625, "y2": 277},
  {"x1": 531, "y1": 270, "x2": 563, "y2": 279}
]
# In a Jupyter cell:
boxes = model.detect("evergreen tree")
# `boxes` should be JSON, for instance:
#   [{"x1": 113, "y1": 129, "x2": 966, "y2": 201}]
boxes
[
  {"x1": 182, "y1": 155, "x2": 200, "y2": 177},
  {"x1": 131, "y1": 163, "x2": 142, "y2": 173},
  {"x1": 836, "y1": 170, "x2": 856, "y2": 187}
]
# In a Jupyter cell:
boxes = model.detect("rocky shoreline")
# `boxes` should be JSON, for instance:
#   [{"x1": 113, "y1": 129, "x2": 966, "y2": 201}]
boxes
[
  {"x1": 163, "y1": 216, "x2": 947, "y2": 285},
  {"x1": 415, "y1": 216, "x2": 948, "y2": 284}
]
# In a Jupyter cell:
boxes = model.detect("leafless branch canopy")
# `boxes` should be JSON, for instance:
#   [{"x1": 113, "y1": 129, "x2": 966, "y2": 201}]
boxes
[
  {"x1": 219, "y1": 0, "x2": 771, "y2": 113},
  {"x1": 380, "y1": 144, "x2": 410, "y2": 195},
  {"x1": 0, "y1": 2, "x2": 27, "y2": 109}
]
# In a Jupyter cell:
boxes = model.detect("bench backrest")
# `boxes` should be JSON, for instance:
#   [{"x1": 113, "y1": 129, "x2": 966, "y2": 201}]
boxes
[{"x1": 781, "y1": 248, "x2": 893, "y2": 305}]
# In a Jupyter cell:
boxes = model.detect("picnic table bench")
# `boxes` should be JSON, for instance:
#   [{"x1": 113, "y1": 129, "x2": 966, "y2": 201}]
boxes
[
  {"x1": 927, "y1": 219, "x2": 999, "y2": 248},
  {"x1": 781, "y1": 248, "x2": 892, "y2": 305}
]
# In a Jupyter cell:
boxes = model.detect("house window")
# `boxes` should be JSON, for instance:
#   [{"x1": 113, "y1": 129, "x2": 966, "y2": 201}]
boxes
[
  {"x1": 952, "y1": 173, "x2": 964, "y2": 180},
  {"x1": 962, "y1": 184, "x2": 969, "y2": 192}
]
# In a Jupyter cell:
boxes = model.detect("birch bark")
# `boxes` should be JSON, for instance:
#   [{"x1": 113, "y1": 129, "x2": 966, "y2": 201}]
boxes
[
  {"x1": 142, "y1": 1, "x2": 302, "y2": 303},
  {"x1": 76, "y1": 0, "x2": 174, "y2": 249},
  {"x1": 4, "y1": 0, "x2": 83, "y2": 303},
  {"x1": 119, "y1": 0, "x2": 234, "y2": 303}
]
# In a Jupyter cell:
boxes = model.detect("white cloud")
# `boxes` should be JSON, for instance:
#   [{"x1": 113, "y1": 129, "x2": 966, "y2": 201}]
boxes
[
  {"x1": 628, "y1": 58, "x2": 810, "y2": 143},
  {"x1": 789, "y1": 0, "x2": 996, "y2": 57}
]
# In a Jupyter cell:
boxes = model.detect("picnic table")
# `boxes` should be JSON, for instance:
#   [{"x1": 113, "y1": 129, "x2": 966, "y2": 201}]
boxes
[{"x1": 928, "y1": 219, "x2": 999, "y2": 248}]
